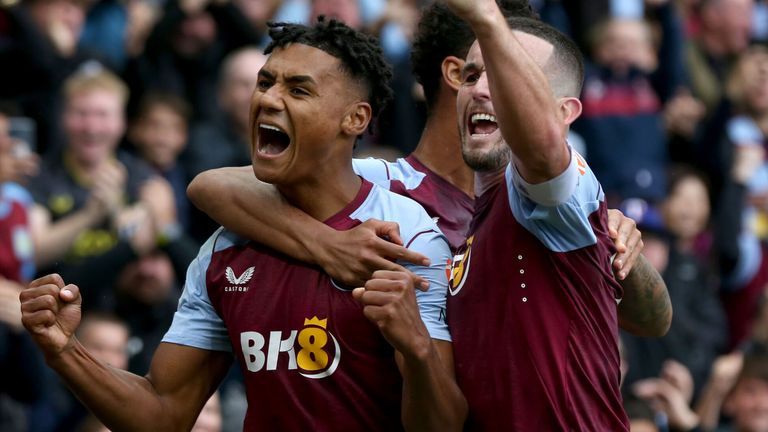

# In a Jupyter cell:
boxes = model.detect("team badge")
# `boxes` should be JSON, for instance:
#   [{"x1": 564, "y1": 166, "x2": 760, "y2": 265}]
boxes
[{"x1": 448, "y1": 235, "x2": 474, "y2": 296}]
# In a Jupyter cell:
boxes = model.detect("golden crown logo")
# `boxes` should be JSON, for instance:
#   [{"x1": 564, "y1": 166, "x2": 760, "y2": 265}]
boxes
[{"x1": 304, "y1": 316, "x2": 328, "y2": 329}]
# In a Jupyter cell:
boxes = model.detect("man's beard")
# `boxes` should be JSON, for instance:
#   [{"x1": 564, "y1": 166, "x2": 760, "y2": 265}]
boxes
[{"x1": 461, "y1": 140, "x2": 512, "y2": 172}]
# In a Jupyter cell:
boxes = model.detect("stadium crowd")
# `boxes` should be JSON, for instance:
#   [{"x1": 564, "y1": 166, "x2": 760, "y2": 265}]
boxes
[{"x1": 0, "y1": 0, "x2": 767, "y2": 431}]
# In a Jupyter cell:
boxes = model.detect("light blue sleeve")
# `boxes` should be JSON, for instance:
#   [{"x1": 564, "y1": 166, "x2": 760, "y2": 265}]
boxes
[
  {"x1": 352, "y1": 158, "x2": 392, "y2": 188},
  {"x1": 162, "y1": 229, "x2": 232, "y2": 352},
  {"x1": 401, "y1": 231, "x2": 452, "y2": 342},
  {"x1": 505, "y1": 150, "x2": 602, "y2": 252}
]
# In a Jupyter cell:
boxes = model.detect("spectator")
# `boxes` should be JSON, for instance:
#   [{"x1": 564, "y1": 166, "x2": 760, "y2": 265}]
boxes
[
  {"x1": 0, "y1": 0, "x2": 101, "y2": 156},
  {"x1": 724, "y1": 45, "x2": 768, "y2": 239},
  {"x1": 181, "y1": 47, "x2": 266, "y2": 242},
  {"x1": 181, "y1": 47, "x2": 266, "y2": 178},
  {"x1": 26, "y1": 67, "x2": 177, "y2": 310},
  {"x1": 573, "y1": 0, "x2": 689, "y2": 203},
  {"x1": 621, "y1": 168, "x2": 727, "y2": 393},
  {"x1": 686, "y1": 0, "x2": 754, "y2": 112},
  {"x1": 0, "y1": 109, "x2": 36, "y2": 283},
  {"x1": 720, "y1": 351, "x2": 768, "y2": 432},
  {"x1": 128, "y1": 92, "x2": 193, "y2": 230},
  {"x1": 113, "y1": 251, "x2": 180, "y2": 374},
  {"x1": 45, "y1": 312, "x2": 130, "y2": 432},
  {"x1": 124, "y1": 0, "x2": 263, "y2": 122},
  {"x1": 231, "y1": 0, "x2": 282, "y2": 46},
  {"x1": 633, "y1": 360, "x2": 702, "y2": 431},
  {"x1": 694, "y1": 348, "x2": 768, "y2": 432},
  {"x1": 715, "y1": 139, "x2": 768, "y2": 350},
  {"x1": 0, "y1": 108, "x2": 47, "y2": 432}
]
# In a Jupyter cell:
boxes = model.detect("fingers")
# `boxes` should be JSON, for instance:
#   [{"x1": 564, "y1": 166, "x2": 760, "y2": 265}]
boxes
[
  {"x1": 366, "y1": 219, "x2": 403, "y2": 246},
  {"x1": 21, "y1": 309, "x2": 58, "y2": 329},
  {"x1": 362, "y1": 271, "x2": 411, "y2": 291},
  {"x1": 20, "y1": 285, "x2": 61, "y2": 331},
  {"x1": 615, "y1": 216, "x2": 637, "y2": 254},
  {"x1": 29, "y1": 273, "x2": 64, "y2": 289},
  {"x1": 353, "y1": 271, "x2": 420, "y2": 302},
  {"x1": 354, "y1": 256, "x2": 428, "y2": 290},
  {"x1": 609, "y1": 212, "x2": 640, "y2": 279},
  {"x1": 377, "y1": 240, "x2": 431, "y2": 267},
  {"x1": 614, "y1": 238, "x2": 643, "y2": 280},
  {"x1": 606, "y1": 209, "x2": 623, "y2": 240},
  {"x1": 360, "y1": 219, "x2": 431, "y2": 266}
]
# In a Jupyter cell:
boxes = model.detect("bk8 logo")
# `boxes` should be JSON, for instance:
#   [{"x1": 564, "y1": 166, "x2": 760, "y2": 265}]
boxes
[{"x1": 240, "y1": 316, "x2": 341, "y2": 379}]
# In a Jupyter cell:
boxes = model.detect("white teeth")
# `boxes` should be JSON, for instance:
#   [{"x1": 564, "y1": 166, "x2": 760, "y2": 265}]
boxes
[
  {"x1": 471, "y1": 113, "x2": 497, "y2": 124},
  {"x1": 259, "y1": 124, "x2": 284, "y2": 133}
]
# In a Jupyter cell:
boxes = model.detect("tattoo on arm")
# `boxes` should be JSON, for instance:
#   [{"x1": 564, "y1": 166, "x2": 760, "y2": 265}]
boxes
[{"x1": 618, "y1": 255, "x2": 672, "y2": 337}]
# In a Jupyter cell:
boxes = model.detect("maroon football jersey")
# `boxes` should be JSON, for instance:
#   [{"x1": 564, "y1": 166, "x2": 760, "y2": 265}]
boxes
[
  {"x1": 447, "y1": 167, "x2": 628, "y2": 431},
  {"x1": 353, "y1": 155, "x2": 474, "y2": 252},
  {"x1": 162, "y1": 180, "x2": 452, "y2": 430}
]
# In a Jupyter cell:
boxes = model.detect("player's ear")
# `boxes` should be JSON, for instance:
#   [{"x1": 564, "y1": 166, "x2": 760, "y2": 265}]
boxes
[
  {"x1": 442, "y1": 56, "x2": 465, "y2": 92},
  {"x1": 342, "y1": 102, "x2": 372, "y2": 136},
  {"x1": 559, "y1": 97, "x2": 582, "y2": 126}
]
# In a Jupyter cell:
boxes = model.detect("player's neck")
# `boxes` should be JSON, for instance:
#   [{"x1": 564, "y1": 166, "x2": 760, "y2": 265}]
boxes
[
  {"x1": 411, "y1": 102, "x2": 475, "y2": 197},
  {"x1": 474, "y1": 168, "x2": 506, "y2": 197},
  {"x1": 276, "y1": 164, "x2": 363, "y2": 222}
]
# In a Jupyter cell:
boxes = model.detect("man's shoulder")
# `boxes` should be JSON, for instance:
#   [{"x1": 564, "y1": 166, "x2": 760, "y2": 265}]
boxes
[{"x1": 353, "y1": 156, "x2": 428, "y2": 191}]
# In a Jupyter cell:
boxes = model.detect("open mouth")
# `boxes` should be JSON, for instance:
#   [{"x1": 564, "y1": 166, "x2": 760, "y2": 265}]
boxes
[
  {"x1": 257, "y1": 123, "x2": 291, "y2": 155},
  {"x1": 469, "y1": 113, "x2": 499, "y2": 136}
]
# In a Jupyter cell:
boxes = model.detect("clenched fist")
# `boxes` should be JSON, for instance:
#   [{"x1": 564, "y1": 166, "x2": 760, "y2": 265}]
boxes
[{"x1": 20, "y1": 274, "x2": 83, "y2": 360}]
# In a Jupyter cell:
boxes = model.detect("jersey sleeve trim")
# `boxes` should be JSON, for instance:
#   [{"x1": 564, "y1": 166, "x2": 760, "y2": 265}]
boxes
[
  {"x1": 505, "y1": 148, "x2": 603, "y2": 252},
  {"x1": 405, "y1": 229, "x2": 438, "y2": 248},
  {"x1": 508, "y1": 146, "x2": 580, "y2": 207}
]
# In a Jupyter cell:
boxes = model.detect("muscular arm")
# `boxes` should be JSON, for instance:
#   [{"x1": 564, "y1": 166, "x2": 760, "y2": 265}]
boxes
[
  {"x1": 466, "y1": 4, "x2": 571, "y2": 183},
  {"x1": 47, "y1": 341, "x2": 231, "y2": 432},
  {"x1": 21, "y1": 274, "x2": 232, "y2": 432},
  {"x1": 188, "y1": 167, "x2": 429, "y2": 286},
  {"x1": 398, "y1": 340, "x2": 466, "y2": 431},
  {"x1": 617, "y1": 255, "x2": 672, "y2": 337},
  {"x1": 188, "y1": 166, "x2": 325, "y2": 263}
]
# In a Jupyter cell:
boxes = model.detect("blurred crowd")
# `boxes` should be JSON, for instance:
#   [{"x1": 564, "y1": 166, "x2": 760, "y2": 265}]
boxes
[{"x1": 0, "y1": 0, "x2": 767, "y2": 431}]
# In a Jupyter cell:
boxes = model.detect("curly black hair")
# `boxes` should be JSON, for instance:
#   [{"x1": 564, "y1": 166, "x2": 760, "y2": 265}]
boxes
[
  {"x1": 265, "y1": 17, "x2": 393, "y2": 122},
  {"x1": 411, "y1": 1, "x2": 539, "y2": 111}
]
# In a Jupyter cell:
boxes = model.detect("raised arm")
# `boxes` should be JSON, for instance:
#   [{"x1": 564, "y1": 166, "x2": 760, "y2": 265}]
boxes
[
  {"x1": 449, "y1": 0, "x2": 574, "y2": 183},
  {"x1": 20, "y1": 274, "x2": 231, "y2": 431},
  {"x1": 188, "y1": 167, "x2": 430, "y2": 287}
]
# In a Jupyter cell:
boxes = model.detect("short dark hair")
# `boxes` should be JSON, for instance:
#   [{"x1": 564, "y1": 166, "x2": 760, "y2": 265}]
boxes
[
  {"x1": 411, "y1": 1, "x2": 538, "y2": 111},
  {"x1": 265, "y1": 17, "x2": 393, "y2": 120},
  {"x1": 133, "y1": 91, "x2": 191, "y2": 124},
  {"x1": 505, "y1": 16, "x2": 585, "y2": 98}
]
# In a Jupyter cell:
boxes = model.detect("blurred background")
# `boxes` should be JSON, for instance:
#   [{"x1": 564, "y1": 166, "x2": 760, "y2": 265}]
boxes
[{"x1": 0, "y1": 0, "x2": 767, "y2": 431}]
